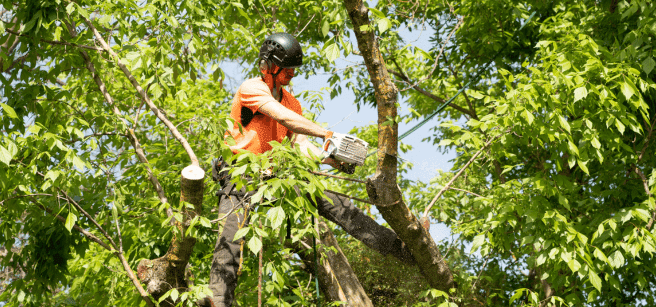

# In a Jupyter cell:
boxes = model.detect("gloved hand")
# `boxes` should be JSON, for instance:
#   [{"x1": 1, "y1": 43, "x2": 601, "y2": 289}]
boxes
[{"x1": 336, "y1": 162, "x2": 356, "y2": 175}]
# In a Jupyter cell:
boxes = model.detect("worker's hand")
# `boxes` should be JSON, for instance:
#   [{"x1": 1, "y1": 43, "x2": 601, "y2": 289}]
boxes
[{"x1": 335, "y1": 162, "x2": 356, "y2": 175}]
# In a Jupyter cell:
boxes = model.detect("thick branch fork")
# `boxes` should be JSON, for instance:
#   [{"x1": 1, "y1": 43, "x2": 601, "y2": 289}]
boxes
[{"x1": 343, "y1": 0, "x2": 455, "y2": 293}]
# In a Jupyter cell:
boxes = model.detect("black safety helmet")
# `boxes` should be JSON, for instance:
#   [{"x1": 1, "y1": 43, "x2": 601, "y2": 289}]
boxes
[{"x1": 259, "y1": 33, "x2": 303, "y2": 69}]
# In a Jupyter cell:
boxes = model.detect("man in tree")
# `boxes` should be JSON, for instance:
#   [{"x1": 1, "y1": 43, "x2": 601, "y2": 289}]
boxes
[{"x1": 207, "y1": 33, "x2": 414, "y2": 306}]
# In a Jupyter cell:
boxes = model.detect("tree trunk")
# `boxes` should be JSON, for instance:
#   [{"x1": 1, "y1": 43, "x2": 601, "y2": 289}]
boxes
[
  {"x1": 342, "y1": 0, "x2": 456, "y2": 293},
  {"x1": 137, "y1": 165, "x2": 205, "y2": 305},
  {"x1": 292, "y1": 220, "x2": 373, "y2": 306}
]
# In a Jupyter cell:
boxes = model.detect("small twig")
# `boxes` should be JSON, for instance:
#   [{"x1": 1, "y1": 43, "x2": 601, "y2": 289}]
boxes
[
  {"x1": 388, "y1": 67, "x2": 475, "y2": 118},
  {"x1": 81, "y1": 15, "x2": 199, "y2": 166},
  {"x1": 308, "y1": 170, "x2": 367, "y2": 184},
  {"x1": 399, "y1": 16, "x2": 464, "y2": 92},
  {"x1": 56, "y1": 188, "x2": 119, "y2": 250},
  {"x1": 1, "y1": 193, "x2": 114, "y2": 251},
  {"x1": 296, "y1": 14, "x2": 316, "y2": 36},
  {"x1": 36, "y1": 199, "x2": 113, "y2": 251},
  {"x1": 635, "y1": 167, "x2": 656, "y2": 230},
  {"x1": 423, "y1": 131, "x2": 506, "y2": 219},
  {"x1": 325, "y1": 188, "x2": 373, "y2": 205},
  {"x1": 210, "y1": 196, "x2": 249, "y2": 224},
  {"x1": 329, "y1": 109, "x2": 356, "y2": 129},
  {"x1": 5, "y1": 29, "x2": 104, "y2": 51},
  {"x1": 471, "y1": 254, "x2": 491, "y2": 291},
  {"x1": 448, "y1": 187, "x2": 488, "y2": 199},
  {"x1": 113, "y1": 207, "x2": 124, "y2": 253}
]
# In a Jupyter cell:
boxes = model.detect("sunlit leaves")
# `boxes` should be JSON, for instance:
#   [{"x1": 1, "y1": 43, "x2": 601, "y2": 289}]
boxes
[
  {"x1": 322, "y1": 42, "x2": 340, "y2": 62},
  {"x1": 573, "y1": 86, "x2": 587, "y2": 102},
  {"x1": 608, "y1": 250, "x2": 625, "y2": 269},
  {"x1": 0, "y1": 103, "x2": 18, "y2": 119},
  {"x1": 64, "y1": 211, "x2": 77, "y2": 233},
  {"x1": 247, "y1": 236, "x2": 262, "y2": 255},
  {"x1": 267, "y1": 206, "x2": 286, "y2": 230},
  {"x1": 0, "y1": 145, "x2": 12, "y2": 166},
  {"x1": 589, "y1": 270, "x2": 602, "y2": 292},
  {"x1": 643, "y1": 57, "x2": 655, "y2": 75},
  {"x1": 620, "y1": 81, "x2": 634, "y2": 100}
]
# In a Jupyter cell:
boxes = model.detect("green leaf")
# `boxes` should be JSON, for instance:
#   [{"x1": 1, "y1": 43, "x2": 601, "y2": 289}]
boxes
[
  {"x1": 593, "y1": 248, "x2": 608, "y2": 263},
  {"x1": 438, "y1": 139, "x2": 452, "y2": 146},
  {"x1": 267, "y1": 206, "x2": 286, "y2": 230},
  {"x1": 574, "y1": 86, "x2": 588, "y2": 102},
  {"x1": 558, "y1": 194, "x2": 570, "y2": 210},
  {"x1": 621, "y1": 82, "x2": 634, "y2": 100},
  {"x1": 72, "y1": 155, "x2": 86, "y2": 170},
  {"x1": 368, "y1": 7, "x2": 385, "y2": 19},
  {"x1": 170, "y1": 288, "x2": 179, "y2": 302},
  {"x1": 589, "y1": 270, "x2": 602, "y2": 292},
  {"x1": 568, "y1": 141, "x2": 579, "y2": 156},
  {"x1": 633, "y1": 208, "x2": 650, "y2": 222},
  {"x1": 567, "y1": 259, "x2": 581, "y2": 272},
  {"x1": 591, "y1": 136, "x2": 601, "y2": 149},
  {"x1": 608, "y1": 250, "x2": 624, "y2": 268},
  {"x1": 323, "y1": 43, "x2": 340, "y2": 62},
  {"x1": 523, "y1": 110, "x2": 534, "y2": 124},
  {"x1": 529, "y1": 292, "x2": 539, "y2": 305},
  {"x1": 0, "y1": 144, "x2": 12, "y2": 166},
  {"x1": 559, "y1": 116, "x2": 571, "y2": 133},
  {"x1": 377, "y1": 18, "x2": 392, "y2": 34},
  {"x1": 577, "y1": 160, "x2": 589, "y2": 175},
  {"x1": 615, "y1": 119, "x2": 625, "y2": 134},
  {"x1": 1, "y1": 103, "x2": 18, "y2": 119},
  {"x1": 65, "y1": 211, "x2": 77, "y2": 232},
  {"x1": 21, "y1": 14, "x2": 38, "y2": 33},
  {"x1": 233, "y1": 227, "x2": 250, "y2": 241},
  {"x1": 510, "y1": 289, "x2": 525, "y2": 304},
  {"x1": 321, "y1": 20, "x2": 329, "y2": 37},
  {"x1": 643, "y1": 57, "x2": 655, "y2": 75},
  {"x1": 471, "y1": 234, "x2": 485, "y2": 254},
  {"x1": 248, "y1": 236, "x2": 262, "y2": 254},
  {"x1": 66, "y1": 2, "x2": 75, "y2": 15}
]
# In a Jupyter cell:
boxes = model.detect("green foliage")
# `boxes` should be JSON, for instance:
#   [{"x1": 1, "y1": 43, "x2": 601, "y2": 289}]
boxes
[{"x1": 2, "y1": 0, "x2": 656, "y2": 306}]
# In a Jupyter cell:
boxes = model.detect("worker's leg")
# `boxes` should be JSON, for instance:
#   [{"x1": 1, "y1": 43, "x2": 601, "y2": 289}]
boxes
[
  {"x1": 208, "y1": 182, "x2": 248, "y2": 307},
  {"x1": 314, "y1": 191, "x2": 416, "y2": 264}
]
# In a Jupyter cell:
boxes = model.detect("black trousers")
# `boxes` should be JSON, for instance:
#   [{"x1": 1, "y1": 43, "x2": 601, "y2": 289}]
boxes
[{"x1": 208, "y1": 168, "x2": 414, "y2": 307}]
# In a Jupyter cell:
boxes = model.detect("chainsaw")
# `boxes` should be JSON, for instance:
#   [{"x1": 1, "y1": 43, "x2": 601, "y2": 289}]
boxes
[{"x1": 322, "y1": 132, "x2": 369, "y2": 173}]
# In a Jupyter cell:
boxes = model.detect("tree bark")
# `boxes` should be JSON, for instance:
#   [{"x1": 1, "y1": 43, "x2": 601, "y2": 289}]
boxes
[
  {"x1": 292, "y1": 220, "x2": 373, "y2": 306},
  {"x1": 343, "y1": 0, "x2": 455, "y2": 293},
  {"x1": 137, "y1": 165, "x2": 205, "y2": 305}
]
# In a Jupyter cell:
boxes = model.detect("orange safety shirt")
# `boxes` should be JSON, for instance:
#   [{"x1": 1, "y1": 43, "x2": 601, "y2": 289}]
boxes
[{"x1": 226, "y1": 77, "x2": 302, "y2": 155}]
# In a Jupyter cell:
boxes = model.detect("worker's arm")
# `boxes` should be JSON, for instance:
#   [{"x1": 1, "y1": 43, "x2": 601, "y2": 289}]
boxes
[
  {"x1": 257, "y1": 100, "x2": 330, "y2": 139},
  {"x1": 293, "y1": 134, "x2": 340, "y2": 167}
]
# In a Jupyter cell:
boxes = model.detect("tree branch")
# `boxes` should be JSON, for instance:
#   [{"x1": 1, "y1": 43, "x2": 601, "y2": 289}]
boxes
[
  {"x1": 5, "y1": 28, "x2": 104, "y2": 51},
  {"x1": 73, "y1": 36, "x2": 170, "y2": 215},
  {"x1": 81, "y1": 16, "x2": 199, "y2": 166},
  {"x1": 635, "y1": 167, "x2": 655, "y2": 230},
  {"x1": 398, "y1": 17, "x2": 464, "y2": 92},
  {"x1": 344, "y1": 0, "x2": 455, "y2": 293},
  {"x1": 388, "y1": 67, "x2": 477, "y2": 118},
  {"x1": 423, "y1": 131, "x2": 505, "y2": 219}
]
